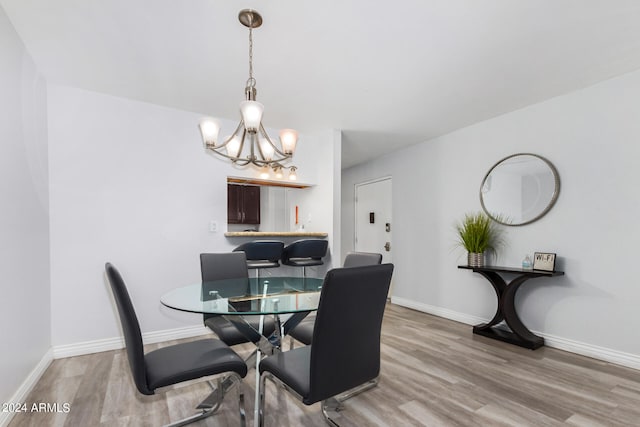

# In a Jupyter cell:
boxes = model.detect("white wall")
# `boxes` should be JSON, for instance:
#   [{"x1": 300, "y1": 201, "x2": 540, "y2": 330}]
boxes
[
  {"x1": 0, "y1": 6, "x2": 50, "y2": 403},
  {"x1": 291, "y1": 128, "x2": 342, "y2": 270},
  {"x1": 342, "y1": 68, "x2": 640, "y2": 364},
  {"x1": 47, "y1": 85, "x2": 337, "y2": 346}
]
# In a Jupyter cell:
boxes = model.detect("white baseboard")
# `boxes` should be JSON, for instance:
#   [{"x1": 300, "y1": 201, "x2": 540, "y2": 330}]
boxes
[
  {"x1": 391, "y1": 296, "x2": 640, "y2": 371},
  {"x1": 392, "y1": 296, "x2": 486, "y2": 326},
  {"x1": 52, "y1": 324, "x2": 210, "y2": 359},
  {"x1": 0, "y1": 349, "x2": 53, "y2": 427}
]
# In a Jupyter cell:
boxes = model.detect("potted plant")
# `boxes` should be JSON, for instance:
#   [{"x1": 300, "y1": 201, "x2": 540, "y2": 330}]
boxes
[{"x1": 455, "y1": 212, "x2": 504, "y2": 267}]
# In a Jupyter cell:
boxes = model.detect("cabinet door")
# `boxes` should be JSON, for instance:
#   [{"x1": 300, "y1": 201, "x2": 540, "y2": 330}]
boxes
[
  {"x1": 242, "y1": 185, "x2": 261, "y2": 224},
  {"x1": 227, "y1": 184, "x2": 243, "y2": 224}
]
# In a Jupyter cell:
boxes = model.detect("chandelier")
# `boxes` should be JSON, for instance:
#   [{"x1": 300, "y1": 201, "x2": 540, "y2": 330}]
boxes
[{"x1": 198, "y1": 9, "x2": 298, "y2": 180}]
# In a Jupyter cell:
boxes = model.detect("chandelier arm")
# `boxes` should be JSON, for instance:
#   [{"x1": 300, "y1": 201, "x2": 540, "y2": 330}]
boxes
[
  {"x1": 237, "y1": 128, "x2": 248, "y2": 161},
  {"x1": 205, "y1": 147, "x2": 251, "y2": 165},
  {"x1": 232, "y1": 157, "x2": 252, "y2": 166},
  {"x1": 258, "y1": 124, "x2": 292, "y2": 160},
  {"x1": 212, "y1": 121, "x2": 245, "y2": 149},
  {"x1": 205, "y1": 145, "x2": 293, "y2": 169},
  {"x1": 248, "y1": 131, "x2": 257, "y2": 162}
]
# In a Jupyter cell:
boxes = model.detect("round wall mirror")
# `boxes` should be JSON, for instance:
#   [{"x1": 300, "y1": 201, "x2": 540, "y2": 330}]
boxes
[{"x1": 480, "y1": 153, "x2": 560, "y2": 226}]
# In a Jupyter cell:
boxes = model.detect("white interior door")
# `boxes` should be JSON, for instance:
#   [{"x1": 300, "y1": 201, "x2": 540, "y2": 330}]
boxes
[{"x1": 355, "y1": 177, "x2": 392, "y2": 268}]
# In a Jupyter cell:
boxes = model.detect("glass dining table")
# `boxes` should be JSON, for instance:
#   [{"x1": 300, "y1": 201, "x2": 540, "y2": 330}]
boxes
[{"x1": 160, "y1": 276, "x2": 323, "y2": 426}]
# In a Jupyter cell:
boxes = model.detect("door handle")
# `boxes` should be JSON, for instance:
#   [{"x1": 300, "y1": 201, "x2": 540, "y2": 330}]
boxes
[{"x1": 384, "y1": 242, "x2": 391, "y2": 251}]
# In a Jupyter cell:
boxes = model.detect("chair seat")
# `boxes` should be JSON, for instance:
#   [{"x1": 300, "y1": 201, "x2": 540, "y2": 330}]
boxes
[
  {"x1": 246, "y1": 260, "x2": 280, "y2": 269},
  {"x1": 259, "y1": 346, "x2": 312, "y2": 403},
  {"x1": 145, "y1": 339, "x2": 248, "y2": 390},
  {"x1": 288, "y1": 316, "x2": 315, "y2": 345},
  {"x1": 283, "y1": 258, "x2": 325, "y2": 267},
  {"x1": 205, "y1": 315, "x2": 277, "y2": 347},
  {"x1": 234, "y1": 241, "x2": 284, "y2": 267}
]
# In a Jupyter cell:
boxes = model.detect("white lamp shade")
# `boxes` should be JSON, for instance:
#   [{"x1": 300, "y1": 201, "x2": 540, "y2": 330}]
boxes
[
  {"x1": 289, "y1": 168, "x2": 297, "y2": 181},
  {"x1": 225, "y1": 135, "x2": 242, "y2": 158},
  {"x1": 258, "y1": 136, "x2": 275, "y2": 161},
  {"x1": 279, "y1": 129, "x2": 298, "y2": 155},
  {"x1": 240, "y1": 101, "x2": 264, "y2": 131},
  {"x1": 199, "y1": 118, "x2": 220, "y2": 146}
]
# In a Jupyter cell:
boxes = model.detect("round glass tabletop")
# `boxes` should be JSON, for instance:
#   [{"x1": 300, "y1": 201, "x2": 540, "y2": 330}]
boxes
[{"x1": 160, "y1": 276, "x2": 324, "y2": 315}]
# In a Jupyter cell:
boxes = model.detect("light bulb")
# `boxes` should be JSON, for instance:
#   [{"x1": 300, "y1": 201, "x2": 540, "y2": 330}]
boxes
[
  {"x1": 260, "y1": 167, "x2": 270, "y2": 179},
  {"x1": 225, "y1": 135, "x2": 242, "y2": 158},
  {"x1": 240, "y1": 101, "x2": 264, "y2": 131},
  {"x1": 289, "y1": 167, "x2": 297, "y2": 181},
  {"x1": 279, "y1": 129, "x2": 298, "y2": 155},
  {"x1": 199, "y1": 118, "x2": 220, "y2": 147},
  {"x1": 258, "y1": 136, "x2": 275, "y2": 161}
]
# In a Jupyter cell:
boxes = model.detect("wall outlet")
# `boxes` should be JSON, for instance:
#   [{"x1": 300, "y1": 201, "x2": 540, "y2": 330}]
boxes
[{"x1": 209, "y1": 221, "x2": 218, "y2": 233}]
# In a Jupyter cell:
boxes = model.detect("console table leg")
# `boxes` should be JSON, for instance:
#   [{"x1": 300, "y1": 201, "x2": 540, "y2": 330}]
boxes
[
  {"x1": 502, "y1": 275, "x2": 544, "y2": 349},
  {"x1": 473, "y1": 271, "x2": 506, "y2": 330}
]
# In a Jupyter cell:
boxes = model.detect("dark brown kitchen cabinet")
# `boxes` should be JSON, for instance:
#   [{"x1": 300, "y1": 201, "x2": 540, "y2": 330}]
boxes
[{"x1": 227, "y1": 184, "x2": 260, "y2": 224}]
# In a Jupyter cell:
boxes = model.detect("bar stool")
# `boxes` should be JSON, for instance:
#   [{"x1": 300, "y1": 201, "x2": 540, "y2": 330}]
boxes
[
  {"x1": 281, "y1": 239, "x2": 328, "y2": 278},
  {"x1": 233, "y1": 240, "x2": 284, "y2": 279}
]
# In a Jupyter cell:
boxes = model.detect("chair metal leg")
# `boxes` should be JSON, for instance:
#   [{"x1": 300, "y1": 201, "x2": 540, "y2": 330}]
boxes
[
  {"x1": 336, "y1": 378, "x2": 379, "y2": 402},
  {"x1": 165, "y1": 409, "x2": 216, "y2": 427},
  {"x1": 258, "y1": 371, "x2": 307, "y2": 426},
  {"x1": 260, "y1": 371, "x2": 373, "y2": 427},
  {"x1": 165, "y1": 373, "x2": 245, "y2": 427},
  {"x1": 195, "y1": 378, "x2": 223, "y2": 411},
  {"x1": 321, "y1": 398, "x2": 343, "y2": 427}
]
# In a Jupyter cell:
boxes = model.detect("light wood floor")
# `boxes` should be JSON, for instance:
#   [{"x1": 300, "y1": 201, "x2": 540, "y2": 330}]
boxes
[{"x1": 9, "y1": 304, "x2": 640, "y2": 426}]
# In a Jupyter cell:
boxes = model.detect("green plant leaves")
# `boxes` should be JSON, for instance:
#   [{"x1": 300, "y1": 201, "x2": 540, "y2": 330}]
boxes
[{"x1": 455, "y1": 212, "x2": 505, "y2": 255}]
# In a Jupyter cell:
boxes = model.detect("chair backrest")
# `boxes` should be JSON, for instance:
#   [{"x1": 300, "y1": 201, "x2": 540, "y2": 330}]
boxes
[
  {"x1": 104, "y1": 263, "x2": 153, "y2": 395},
  {"x1": 233, "y1": 240, "x2": 284, "y2": 262},
  {"x1": 307, "y1": 263, "x2": 394, "y2": 404},
  {"x1": 282, "y1": 239, "x2": 328, "y2": 262},
  {"x1": 200, "y1": 252, "x2": 249, "y2": 281},
  {"x1": 343, "y1": 251, "x2": 383, "y2": 268},
  {"x1": 200, "y1": 252, "x2": 249, "y2": 321}
]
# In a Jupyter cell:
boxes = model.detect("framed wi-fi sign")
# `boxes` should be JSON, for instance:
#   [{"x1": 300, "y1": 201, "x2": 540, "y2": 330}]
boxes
[{"x1": 533, "y1": 252, "x2": 556, "y2": 272}]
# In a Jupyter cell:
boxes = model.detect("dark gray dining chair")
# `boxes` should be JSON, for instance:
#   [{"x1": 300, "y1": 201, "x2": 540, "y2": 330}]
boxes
[
  {"x1": 105, "y1": 263, "x2": 248, "y2": 427},
  {"x1": 258, "y1": 263, "x2": 394, "y2": 426},
  {"x1": 200, "y1": 252, "x2": 276, "y2": 346},
  {"x1": 288, "y1": 251, "x2": 383, "y2": 348}
]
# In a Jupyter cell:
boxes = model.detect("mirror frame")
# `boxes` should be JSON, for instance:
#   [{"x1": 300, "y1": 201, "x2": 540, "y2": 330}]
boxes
[{"x1": 479, "y1": 153, "x2": 560, "y2": 226}]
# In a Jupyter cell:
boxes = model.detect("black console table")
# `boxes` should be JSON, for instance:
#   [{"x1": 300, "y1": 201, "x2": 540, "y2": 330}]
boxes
[{"x1": 458, "y1": 265, "x2": 565, "y2": 350}]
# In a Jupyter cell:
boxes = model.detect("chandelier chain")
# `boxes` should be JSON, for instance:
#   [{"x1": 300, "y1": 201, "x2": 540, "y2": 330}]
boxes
[{"x1": 247, "y1": 24, "x2": 255, "y2": 88}]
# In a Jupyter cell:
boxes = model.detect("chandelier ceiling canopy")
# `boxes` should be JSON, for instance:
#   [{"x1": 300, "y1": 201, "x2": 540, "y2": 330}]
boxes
[{"x1": 198, "y1": 9, "x2": 298, "y2": 180}]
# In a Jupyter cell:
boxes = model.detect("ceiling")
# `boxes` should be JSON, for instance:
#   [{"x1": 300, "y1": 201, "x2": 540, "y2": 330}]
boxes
[{"x1": 3, "y1": 1, "x2": 640, "y2": 168}]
